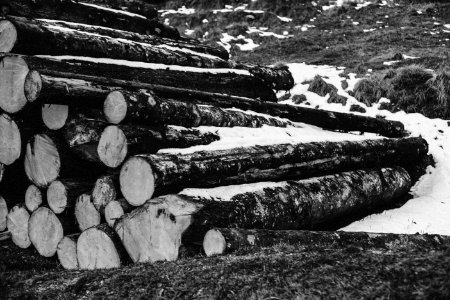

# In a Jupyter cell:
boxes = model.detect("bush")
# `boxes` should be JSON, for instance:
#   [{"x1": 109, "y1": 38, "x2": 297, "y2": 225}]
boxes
[{"x1": 307, "y1": 75, "x2": 337, "y2": 97}]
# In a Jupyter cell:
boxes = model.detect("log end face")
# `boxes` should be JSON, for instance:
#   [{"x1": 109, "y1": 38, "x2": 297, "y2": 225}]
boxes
[
  {"x1": 6, "y1": 205, "x2": 31, "y2": 249},
  {"x1": 47, "y1": 180, "x2": 68, "y2": 214},
  {"x1": 92, "y1": 175, "x2": 117, "y2": 213},
  {"x1": 28, "y1": 207, "x2": 63, "y2": 257},
  {"x1": 0, "y1": 20, "x2": 17, "y2": 53},
  {"x1": 75, "y1": 194, "x2": 101, "y2": 231},
  {"x1": 0, "y1": 55, "x2": 29, "y2": 113},
  {"x1": 98, "y1": 126, "x2": 128, "y2": 168},
  {"x1": 104, "y1": 91, "x2": 127, "y2": 124},
  {"x1": 0, "y1": 195, "x2": 7, "y2": 231},
  {"x1": 0, "y1": 113, "x2": 21, "y2": 165},
  {"x1": 24, "y1": 70, "x2": 42, "y2": 103},
  {"x1": 25, "y1": 185, "x2": 43, "y2": 213},
  {"x1": 105, "y1": 200, "x2": 124, "y2": 227},
  {"x1": 57, "y1": 236, "x2": 79, "y2": 270},
  {"x1": 203, "y1": 229, "x2": 226, "y2": 257},
  {"x1": 120, "y1": 157, "x2": 155, "y2": 206},
  {"x1": 42, "y1": 104, "x2": 69, "y2": 130}
]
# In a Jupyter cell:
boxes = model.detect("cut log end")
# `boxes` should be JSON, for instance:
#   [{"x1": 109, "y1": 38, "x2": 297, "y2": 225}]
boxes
[
  {"x1": 0, "y1": 55, "x2": 29, "y2": 113},
  {"x1": 203, "y1": 229, "x2": 227, "y2": 257},
  {"x1": 24, "y1": 134, "x2": 61, "y2": 188},
  {"x1": 75, "y1": 193, "x2": 101, "y2": 231},
  {"x1": 0, "y1": 20, "x2": 17, "y2": 53},
  {"x1": 57, "y1": 234, "x2": 79, "y2": 270},
  {"x1": 104, "y1": 200, "x2": 125, "y2": 227},
  {"x1": 0, "y1": 195, "x2": 8, "y2": 231},
  {"x1": 120, "y1": 157, "x2": 155, "y2": 206},
  {"x1": 42, "y1": 104, "x2": 69, "y2": 130},
  {"x1": 92, "y1": 175, "x2": 118, "y2": 213},
  {"x1": 29, "y1": 207, "x2": 63, "y2": 257},
  {"x1": 24, "y1": 70, "x2": 42, "y2": 103},
  {"x1": 25, "y1": 185, "x2": 43, "y2": 213},
  {"x1": 0, "y1": 113, "x2": 21, "y2": 165},
  {"x1": 98, "y1": 126, "x2": 128, "y2": 168},
  {"x1": 47, "y1": 180, "x2": 68, "y2": 214},
  {"x1": 77, "y1": 225, "x2": 123, "y2": 270},
  {"x1": 104, "y1": 91, "x2": 127, "y2": 124},
  {"x1": 7, "y1": 205, "x2": 31, "y2": 249}
]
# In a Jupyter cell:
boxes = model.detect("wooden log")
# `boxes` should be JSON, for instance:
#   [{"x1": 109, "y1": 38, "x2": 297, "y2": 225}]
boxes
[
  {"x1": 0, "y1": 114, "x2": 21, "y2": 165},
  {"x1": 9, "y1": 54, "x2": 278, "y2": 102},
  {"x1": 0, "y1": 0, "x2": 180, "y2": 38},
  {"x1": 6, "y1": 204, "x2": 31, "y2": 248},
  {"x1": 116, "y1": 167, "x2": 411, "y2": 262},
  {"x1": 0, "y1": 195, "x2": 8, "y2": 231},
  {"x1": 81, "y1": 0, "x2": 158, "y2": 19},
  {"x1": 104, "y1": 198, "x2": 132, "y2": 227},
  {"x1": 92, "y1": 173, "x2": 120, "y2": 214},
  {"x1": 41, "y1": 104, "x2": 69, "y2": 130},
  {"x1": 56, "y1": 233, "x2": 80, "y2": 270},
  {"x1": 0, "y1": 55, "x2": 30, "y2": 113},
  {"x1": 0, "y1": 230, "x2": 11, "y2": 241},
  {"x1": 28, "y1": 206, "x2": 77, "y2": 257},
  {"x1": 47, "y1": 179, "x2": 94, "y2": 214},
  {"x1": 77, "y1": 223, "x2": 129, "y2": 269},
  {"x1": 203, "y1": 228, "x2": 450, "y2": 257},
  {"x1": 24, "y1": 185, "x2": 43, "y2": 213},
  {"x1": 104, "y1": 90, "x2": 293, "y2": 127},
  {"x1": 119, "y1": 137, "x2": 428, "y2": 206},
  {"x1": 74, "y1": 193, "x2": 101, "y2": 231}
]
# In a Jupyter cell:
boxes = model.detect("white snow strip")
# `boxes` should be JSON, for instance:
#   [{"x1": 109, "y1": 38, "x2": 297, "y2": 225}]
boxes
[
  {"x1": 159, "y1": 6, "x2": 196, "y2": 16},
  {"x1": 277, "y1": 16, "x2": 293, "y2": 22},
  {"x1": 356, "y1": 1, "x2": 372, "y2": 10},
  {"x1": 79, "y1": 2, "x2": 147, "y2": 19},
  {"x1": 363, "y1": 28, "x2": 376, "y2": 32},
  {"x1": 444, "y1": 24, "x2": 450, "y2": 29}
]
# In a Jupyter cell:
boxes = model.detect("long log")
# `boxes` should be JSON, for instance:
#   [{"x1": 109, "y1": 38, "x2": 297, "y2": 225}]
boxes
[
  {"x1": 0, "y1": 0, "x2": 180, "y2": 38},
  {"x1": 203, "y1": 228, "x2": 450, "y2": 257},
  {"x1": 57, "y1": 233, "x2": 80, "y2": 270},
  {"x1": 47, "y1": 179, "x2": 94, "y2": 214},
  {"x1": 75, "y1": 193, "x2": 101, "y2": 231},
  {"x1": 77, "y1": 223, "x2": 129, "y2": 269},
  {"x1": 24, "y1": 185, "x2": 43, "y2": 213},
  {"x1": 8, "y1": 54, "x2": 278, "y2": 102},
  {"x1": 81, "y1": 0, "x2": 158, "y2": 19},
  {"x1": 119, "y1": 137, "x2": 428, "y2": 206},
  {"x1": 0, "y1": 195, "x2": 7, "y2": 231},
  {"x1": 115, "y1": 167, "x2": 411, "y2": 263},
  {"x1": 0, "y1": 114, "x2": 21, "y2": 165},
  {"x1": 6, "y1": 204, "x2": 31, "y2": 248},
  {"x1": 104, "y1": 90, "x2": 293, "y2": 127}
]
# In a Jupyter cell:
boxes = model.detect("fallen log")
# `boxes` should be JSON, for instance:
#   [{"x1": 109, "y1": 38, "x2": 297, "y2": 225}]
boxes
[
  {"x1": 92, "y1": 173, "x2": 120, "y2": 214},
  {"x1": 77, "y1": 223, "x2": 129, "y2": 270},
  {"x1": 116, "y1": 167, "x2": 411, "y2": 262},
  {"x1": 24, "y1": 185, "x2": 43, "y2": 213},
  {"x1": 57, "y1": 234, "x2": 80, "y2": 270},
  {"x1": 104, "y1": 90, "x2": 293, "y2": 127},
  {"x1": 0, "y1": 113, "x2": 21, "y2": 165},
  {"x1": 41, "y1": 104, "x2": 69, "y2": 130},
  {"x1": 119, "y1": 137, "x2": 428, "y2": 206},
  {"x1": 0, "y1": 195, "x2": 7, "y2": 231},
  {"x1": 105, "y1": 198, "x2": 132, "y2": 227},
  {"x1": 47, "y1": 179, "x2": 94, "y2": 214},
  {"x1": 5, "y1": 54, "x2": 277, "y2": 102},
  {"x1": 75, "y1": 193, "x2": 101, "y2": 231},
  {"x1": 203, "y1": 228, "x2": 450, "y2": 257},
  {"x1": 0, "y1": 0, "x2": 180, "y2": 38},
  {"x1": 6, "y1": 204, "x2": 31, "y2": 248},
  {"x1": 82, "y1": 0, "x2": 158, "y2": 19}
]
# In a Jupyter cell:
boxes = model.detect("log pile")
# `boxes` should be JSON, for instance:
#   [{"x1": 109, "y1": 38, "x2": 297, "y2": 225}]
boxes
[{"x1": 0, "y1": 0, "x2": 438, "y2": 270}]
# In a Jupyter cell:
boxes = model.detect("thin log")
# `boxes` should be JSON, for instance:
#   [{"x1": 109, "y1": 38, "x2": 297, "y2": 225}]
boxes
[
  {"x1": 57, "y1": 233, "x2": 80, "y2": 270},
  {"x1": 116, "y1": 167, "x2": 411, "y2": 262},
  {"x1": 0, "y1": 114, "x2": 21, "y2": 165},
  {"x1": 41, "y1": 104, "x2": 69, "y2": 130},
  {"x1": 119, "y1": 137, "x2": 428, "y2": 206},
  {"x1": 1, "y1": 0, "x2": 180, "y2": 38},
  {"x1": 104, "y1": 198, "x2": 132, "y2": 227},
  {"x1": 92, "y1": 173, "x2": 120, "y2": 214},
  {"x1": 203, "y1": 228, "x2": 450, "y2": 257},
  {"x1": 6, "y1": 204, "x2": 31, "y2": 248},
  {"x1": 75, "y1": 193, "x2": 101, "y2": 231},
  {"x1": 47, "y1": 179, "x2": 94, "y2": 214},
  {"x1": 24, "y1": 185, "x2": 43, "y2": 213},
  {"x1": 0, "y1": 195, "x2": 8, "y2": 231},
  {"x1": 81, "y1": 0, "x2": 158, "y2": 19},
  {"x1": 77, "y1": 223, "x2": 129, "y2": 269}
]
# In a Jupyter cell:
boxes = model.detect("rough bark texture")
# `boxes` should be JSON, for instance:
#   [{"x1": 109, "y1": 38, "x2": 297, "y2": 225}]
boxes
[
  {"x1": 0, "y1": 0, "x2": 180, "y2": 38},
  {"x1": 6, "y1": 54, "x2": 277, "y2": 101},
  {"x1": 203, "y1": 228, "x2": 450, "y2": 257},
  {"x1": 120, "y1": 137, "x2": 428, "y2": 205}
]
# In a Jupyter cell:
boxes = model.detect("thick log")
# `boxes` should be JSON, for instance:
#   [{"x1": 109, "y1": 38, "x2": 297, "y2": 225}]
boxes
[
  {"x1": 92, "y1": 173, "x2": 120, "y2": 214},
  {"x1": 24, "y1": 185, "x2": 43, "y2": 213},
  {"x1": 41, "y1": 104, "x2": 69, "y2": 130},
  {"x1": 105, "y1": 198, "x2": 132, "y2": 227},
  {"x1": 74, "y1": 193, "x2": 101, "y2": 231},
  {"x1": 0, "y1": 195, "x2": 7, "y2": 231},
  {"x1": 56, "y1": 233, "x2": 80, "y2": 270},
  {"x1": 0, "y1": 55, "x2": 30, "y2": 113},
  {"x1": 77, "y1": 223, "x2": 129, "y2": 269},
  {"x1": 104, "y1": 90, "x2": 293, "y2": 127},
  {"x1": 0, "y1": 0, "x2": 180, "y2": 38},
  {"x1": 47, "y1": 179, "x2": 94, "y2": 214},
  {"x1": 0, "y1": 114, "x2": 21, "y2": 165},
  {"x1": 116, "y1": 167, "x2": 411, "y2": 262},
  {"x1": 203, "y1": 228, "x2": 450, "y2": 257},
  {"x1": 119, "y1": 137, "x2": 428, "y2": 206},
  {"x1": 6, "y1": 204, "x2": 31, "y2": 248},
  {"x1": 8, "y1": 54, "x2": 278, "y2": 102}
]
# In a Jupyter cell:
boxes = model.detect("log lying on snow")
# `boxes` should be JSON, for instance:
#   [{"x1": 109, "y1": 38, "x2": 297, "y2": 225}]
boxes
[
  {"x1": 75, "y1": 193, "x2": 101, "y2": 231},
  {"x1": 82, "y1": 0, "x2": 158, "y2": 19},
  {"x1": 57, "y1": 233, "x2": 80, "y2": 270},
  {"x1": 105, "y1": 198, "x2": 132, "y2": 227},
  {"x1": 0, "y1": 114, "x2": 21, "y2": 165},
  {"x1": 120, "y1": 137, "x2": 428, "y2": 206},
  {"x1": 24, "y1": 185, "x2": 43, "y2": 213},
  {"x1": 116, "y1": 167, "x2": 411, "y2": 262},
  {"x1": 104, "y1": 90, "x2": 293, "y2": 127},
  {"x1": 77, "y1": 224, "x2": 129, "y2": 269},
  {"x1": 0, "y1": 195, "x2": 8, "y2": 231},
  {"x1": 203, "y1": 228, "x2": 450, "y2": 257},
  {"x1": 0, "y1": 0, "x2": 179, "y2": 38},
  {"x1": 6, "y1": 204, "x2": 31, "y2": 248},
  {"x1": 47, "y1": 179, "x2": 94, "y2": 214},
  {"x1": 4, "y1": 54, "x2": 277, "y2": 102}
]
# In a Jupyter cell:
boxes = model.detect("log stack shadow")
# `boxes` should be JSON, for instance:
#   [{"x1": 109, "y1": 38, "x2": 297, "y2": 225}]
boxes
[{"x1": 0, "y1": 0, "x2": 442, "y2": 270}]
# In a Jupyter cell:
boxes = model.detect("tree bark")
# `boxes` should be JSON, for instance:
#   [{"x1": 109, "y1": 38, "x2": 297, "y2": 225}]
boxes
[
  {"x1": 0, "y1": 195, "x2": 8, "y2": 231},
  {"x1": 119, "y1": 137, "x2": 428, "y2": 206},
  {"x1": 0, "y1": 113, "x2": 21, "y2": 165},
  {"x1": 0, "y1": 0, "x2": 180, "y2": 38},
  {"x1": 24, "y1": 184, "x2": 43, "y2": 213},
  {"x1": 105, "y1": 198, "x2": 132, "y2": 227},
  {"x1": 81, "y1": 0, "x2": 158, "y2": 19},
  {"x1": 92, "y1": 173, "x2": 120, "y2": 214},
  {"x1": 77, "y1": 223, "x2": 129, "y2": 269},
  {"x1": 47, "y1": 179, "x2": 94, "y2": 214},
  {"x1": 57, "y1": 233, "x2": 80, "y2": 270},
  {"x1": 6, "y1": 204, "x2": 31, "y2": 248},
  {"x1": 6, "y1": 54, "x2": 277, "y2": 102},
  {"x1": 104, "y1": 90, "x2": 293, "y2": 127},
  {"x1": 203, "y1": 228, "x2": 450, "y2": 257},
  {"x1": 75, "y1": 193, "x2": 101, "y2": 231}
]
